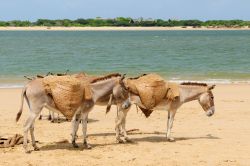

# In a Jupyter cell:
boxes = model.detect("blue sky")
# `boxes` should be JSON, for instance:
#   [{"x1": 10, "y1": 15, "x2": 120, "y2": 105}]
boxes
[{"x1": 0, "y1": 0, "x2": 249, "y2": 21}]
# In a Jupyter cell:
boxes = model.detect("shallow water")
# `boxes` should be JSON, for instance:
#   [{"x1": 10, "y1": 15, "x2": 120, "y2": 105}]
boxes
[{"x1": 0, "y1": 30, "x2": 250, "y2": 87}]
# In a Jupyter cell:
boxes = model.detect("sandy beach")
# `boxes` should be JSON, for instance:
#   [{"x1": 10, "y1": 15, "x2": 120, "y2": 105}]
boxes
[
  {"x1": 0, "y1": 26, "x2": 250, "y2": 31},
  {"x1": 0, "y1": 84, "x2": 250, "y2": 165}
]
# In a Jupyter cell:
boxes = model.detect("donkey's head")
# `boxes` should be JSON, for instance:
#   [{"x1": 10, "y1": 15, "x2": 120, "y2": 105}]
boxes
[
  {"x1": 115, "y1": 74, "x2": 131, "y2": 109},
  {"x1": 198, "y1": 85, "x2": 216, "y2": 117},
  {"x1": 106, "y1": 74, "x2": 131, "y2": 113}
]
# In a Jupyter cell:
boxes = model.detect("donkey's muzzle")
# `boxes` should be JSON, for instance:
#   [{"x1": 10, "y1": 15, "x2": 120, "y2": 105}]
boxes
[
  {"x1": 122, "y1": 99, "x2": 131, "y2": 109},
  {"x1": 206, "y1": 106, "x2": 215, "y2": 117}
]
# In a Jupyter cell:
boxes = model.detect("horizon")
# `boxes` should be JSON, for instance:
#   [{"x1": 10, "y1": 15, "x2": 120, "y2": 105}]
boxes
[
  {"x1": 0, "y1": 0, "x2": 250, "y2": 21},
  {"x1": 1, "y1": 18, "x2": 250, "y2": 22}
]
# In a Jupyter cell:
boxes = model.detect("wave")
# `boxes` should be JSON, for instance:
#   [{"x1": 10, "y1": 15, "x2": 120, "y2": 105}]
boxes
[
  {"x1": 0, "y1": 83, "x2": 24, "y2": 89},
  {"x1": 169, "y1": 78, "x2": 250, "y2": 84}
]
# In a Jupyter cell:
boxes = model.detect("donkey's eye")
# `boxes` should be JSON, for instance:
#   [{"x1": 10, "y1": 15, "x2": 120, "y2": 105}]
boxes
[{"x1": 211, "y1": 96, "x2": 214, "y2": 99}]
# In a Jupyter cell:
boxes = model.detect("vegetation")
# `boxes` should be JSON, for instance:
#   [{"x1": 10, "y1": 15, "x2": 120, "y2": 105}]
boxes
[{"x1": 0, "y1": 18, "x2": 250, "y2": 27}]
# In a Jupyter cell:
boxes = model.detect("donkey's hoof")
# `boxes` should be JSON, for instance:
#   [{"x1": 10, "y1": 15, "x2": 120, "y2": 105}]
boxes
[
  {"x1": 116, "y1": 138, "x2": 124, "y2": 144},
  {"x1": 167, "y1": 137, "x2": 175, "y2": 142},
  {"x1": 33, "y1": 146, "x2": 40, "y2": 151},
  {"x1": 84, "y1": 143, "x2": 92, "y2": 149},
  {"x1": 125, "y1": 137, "x2": 133, "y2": 143},
  {"x1": 86, "y1": 145, "x2": 92, "y2": 150},
  {"x1": 25, "y1": 149, "x2": 31, "y2": 154},
  {"x1": 72, "y1": 143, "x2": 79, "y2": 148}
]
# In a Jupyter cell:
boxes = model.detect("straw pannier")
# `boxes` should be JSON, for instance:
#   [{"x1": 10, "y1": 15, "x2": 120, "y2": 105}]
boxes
[
  {"x1": 72, "y1": 72, "x2": 96, "y2": 100},
  {"x1": 126, "y1": 74, "x2": 167, "y2": 117},
  {"x1": 43, "y1": 75, "x2": 85, "y2": 120},
  {"x1": 165, "y1": 82, "x2": 179, "y2": 101},
  {"x1": 126, "y1": 74, "x2": 180, "y2": 117}
]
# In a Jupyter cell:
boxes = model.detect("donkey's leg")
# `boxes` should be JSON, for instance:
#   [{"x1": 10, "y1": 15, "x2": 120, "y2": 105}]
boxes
[
  {"x1": 38, "y1": 112, "x2": 42, "y2": 120},
  {"x1": 50, "y1": 111, "x2": 54, "y2": 122},
  {"x1": 48, "y1": 111, "x2": 52, "y2": 121},
  {"x1": 29, "y1": 105, "x2": 43, "y2": 151},
  {"x1": 71, "y1": 113, "x2": 81, "y2": 148},
  {"x1": 116, "y1": 106, "x2": 123, "y2": 136},
  {"x1": 43, "y1": 104, "x2": 58, "y2": 123},
  {"x1": 115, "y1": 109, "x2": 126, "y2": 143},
  {"x1": 44, "y1": 103, "x2": 80, "y2": 147},
  {"x1": 50, "y1": 111, "x2": 60, "y2": 123},
  {"x1": 30, "y1": 123, "x2": 39, "y2": 151},
  {"x1": 56, "y1": 113, "x2": 60, "y2": 123},
  {"x1": 82, "y1": 112, "x2": 92, "y2": 149},
  {"x1": 166, "y1": 109, "x2": 177, "y2": 142},
  {"x1": 118, "y1": 101, "x2": 131, "y2": 137},
  {"x1": 23, "y1": 111, "x2": 40, "y2": 153},
  {"x1": 121, "y1": 108, "x2": 131, "y2": 142}
]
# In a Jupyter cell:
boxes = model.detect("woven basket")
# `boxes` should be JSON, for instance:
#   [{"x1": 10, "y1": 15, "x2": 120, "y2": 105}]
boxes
[
  {"x1": 126, "y1": 74, "x2": 168, "y2": 117},
  {"x1": 165, "y1": 82, "x2": 179, "y2": 101},
  {"x1": 51, "y1": 83, "x2": 83, "y2": 119},
  {"x1": 43, "y1": 76, "x2": 84, "y2": 120}
]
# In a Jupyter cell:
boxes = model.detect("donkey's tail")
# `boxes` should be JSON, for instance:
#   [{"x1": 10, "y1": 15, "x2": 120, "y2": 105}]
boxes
[
  {"x1": 16, "y1": 86, "x2": 28, "y2": 122},
  {"x1": 106, "y1": 94, "x2": 114, "y2": 114}
]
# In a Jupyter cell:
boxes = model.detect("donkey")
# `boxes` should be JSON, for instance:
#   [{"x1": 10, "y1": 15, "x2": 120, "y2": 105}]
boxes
[
  {"x1": 108, "y1": 81, "x2": 216, "y2": 142},
  {"x1": 39, "y1": 110, "x2": 61, "y2": 123},
  {"x1": 70, "y1": 74, "x2": 130, "y2": 149},
  {"x1": 16, "y1": 73, "x2": 129, "y2": 153}
]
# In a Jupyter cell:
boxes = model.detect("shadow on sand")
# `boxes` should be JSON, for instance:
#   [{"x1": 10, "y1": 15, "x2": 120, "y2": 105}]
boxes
[
  {"x1": 132, "y1": 134, "x2": 220, "y2": 143},
  {"x1": 38, "y1": 132, "x2": 219, "y2": 151},
  {"x1": 89, "y1": 132, "x2": 219, "y2": 143},
  {"x1": 39, "y1": 118, "x2": 99, "y2": 124},
  {"x1": 39, "y1": 141, "x2": 123, "y2": 151}
]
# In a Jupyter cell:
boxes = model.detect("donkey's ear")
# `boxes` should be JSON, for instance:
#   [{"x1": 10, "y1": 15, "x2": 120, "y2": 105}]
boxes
[
  {"x1": 208, "y1": 84, "x2": 216, "y2": 90},
  {"x1": 119, "y1": 74, "x2": 128, "y2": 90},
  {"x1": 119, "y1": 74, "x2": 126, "y2": 83},
  {"x1": 121, "y1": 74, "x2": 126, "y2": 81}
]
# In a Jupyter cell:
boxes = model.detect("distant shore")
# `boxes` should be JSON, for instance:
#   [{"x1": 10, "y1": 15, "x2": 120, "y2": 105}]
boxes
[{"x1": 1, "y1": 26, "x2": 250, "y2": 31}]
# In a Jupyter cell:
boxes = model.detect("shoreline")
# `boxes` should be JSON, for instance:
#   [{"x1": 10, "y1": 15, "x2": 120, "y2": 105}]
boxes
[
  {"x1": 1, "y1": 26, "x2": 250, "y2": 31},
  {"x1": 1, "y1": 75, "x2": 250, "y2": 88},
  {"x1": 1, "y1": 81, "x2": 250, "y2": 89}
]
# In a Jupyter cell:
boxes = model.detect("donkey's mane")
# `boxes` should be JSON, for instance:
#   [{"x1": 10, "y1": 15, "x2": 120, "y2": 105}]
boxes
[
  {"x1": 180, "y1": 82, "x2": 208, "y2": 87},
  {"x1": 128, "y1": 73, "x2": 148, "y2": 80},
  {"x1": 90, "y1": 73, "x2": 121, "y2": 83}
]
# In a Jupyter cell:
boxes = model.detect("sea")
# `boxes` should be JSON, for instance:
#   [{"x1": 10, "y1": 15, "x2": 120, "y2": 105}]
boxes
[{"x1": 0, "y1": 30, "x2": 250, "y2": 88}]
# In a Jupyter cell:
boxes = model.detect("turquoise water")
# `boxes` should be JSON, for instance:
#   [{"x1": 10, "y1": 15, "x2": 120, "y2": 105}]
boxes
[{"x1": 0, "y1": 30, "x2": 250, "y2": 87}]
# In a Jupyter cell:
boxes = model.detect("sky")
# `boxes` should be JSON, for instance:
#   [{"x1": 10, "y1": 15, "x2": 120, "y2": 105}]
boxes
[{"x1": 0, "y1": 0, "x2": 249, "y2": 21}]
